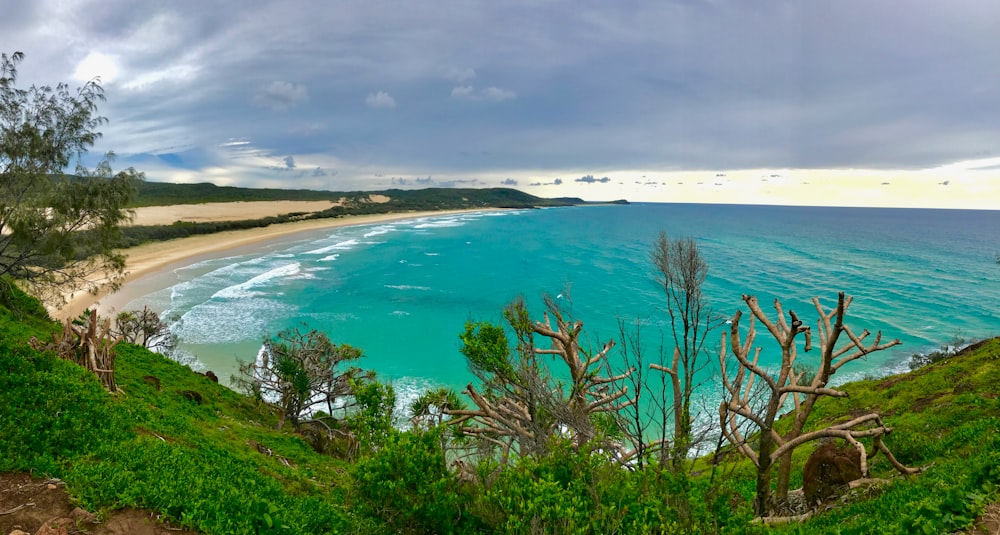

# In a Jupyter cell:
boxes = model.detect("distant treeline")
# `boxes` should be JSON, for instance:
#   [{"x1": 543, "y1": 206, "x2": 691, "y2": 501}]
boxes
[
  {"x1": 118, "y1": 216, "x2": 305, "y2": 248},
  {"x1": 118, "y1": 185, "x2": 620, "y2": 248},
  {"x1": 133, "y1": 181, "x2": 346, "y2": 206},
  {"x1": 132, "y1": 182, "x2": 599, "y2": 209}
]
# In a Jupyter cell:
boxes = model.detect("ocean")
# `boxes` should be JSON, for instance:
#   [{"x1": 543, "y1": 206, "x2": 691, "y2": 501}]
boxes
[{"x1": 111, "y1": 203, "x2": 1000, "y2": 415}]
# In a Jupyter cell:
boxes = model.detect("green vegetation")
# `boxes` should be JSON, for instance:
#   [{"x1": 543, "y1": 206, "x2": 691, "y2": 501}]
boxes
[
  {"x1": 118, "y1": 186, "x2": 594, "y2": 249},
  {"x1": 232, "y1": 327, "x2": 370, "y2": 431},
  {"x1": 133, "y1": 180, "x2": 347, "y2": 206},
  {"x1": 1, "y1": 282, "x2": 998, "y2": 533},
  {"x1": 131, "y1": 181, "x2": 592, "y2": 209},
  {"x1": 2, "y1": 47, "x2": 997, "y2": 535},
  {"x1": 0, "y1": 51, "x2": 141, "y2": 306}
]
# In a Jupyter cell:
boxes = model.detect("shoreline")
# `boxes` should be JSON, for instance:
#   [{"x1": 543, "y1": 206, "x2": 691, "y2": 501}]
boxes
[{"x1": 49, "y1": 209, "x2": 491, "y2": 321}]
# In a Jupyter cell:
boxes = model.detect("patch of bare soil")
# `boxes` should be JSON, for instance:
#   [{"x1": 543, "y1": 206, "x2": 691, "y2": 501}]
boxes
[
  {"x1": 0, "y1": 473, "x2": 197, "y2": 535},
  {"x1": 966, "y1": 502, "x2": 1000, "y2": 535},
  {"x1": 910, "y1": 392, "x2": 947, "y2": 413}
]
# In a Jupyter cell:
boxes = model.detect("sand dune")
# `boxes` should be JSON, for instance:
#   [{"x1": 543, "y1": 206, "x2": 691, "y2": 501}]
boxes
[{"x1": 128, "y1": 200, "x2": 341, "y2": 226}]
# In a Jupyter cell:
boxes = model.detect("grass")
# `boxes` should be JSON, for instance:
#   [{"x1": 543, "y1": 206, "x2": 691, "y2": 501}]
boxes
[
  {"x1": 0, "y1": 296, "x2": 358, "y2": 533},
  {"x1": 1, "y1": 283, "x2": 998, "y2": 533},
  {"x1": 766, "y1": 337, "x2": 1000, "y2": 533}
]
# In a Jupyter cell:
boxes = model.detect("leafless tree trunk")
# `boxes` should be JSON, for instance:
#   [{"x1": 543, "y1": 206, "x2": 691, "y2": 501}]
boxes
[
  {"x1": 614, "y1": 318, "x2": 653, "y2": 469},
  {"x1": 648, "y1": 231, "x2": 720, "y2": 470},
  {"x1": 718, "y1": 292, "x2": 920, "y2": 517}
]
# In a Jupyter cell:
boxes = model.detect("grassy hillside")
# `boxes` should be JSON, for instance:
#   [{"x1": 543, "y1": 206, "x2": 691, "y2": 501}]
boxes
[{"x1": 0, "y1": 284, "x2": 997, "y2": 533}]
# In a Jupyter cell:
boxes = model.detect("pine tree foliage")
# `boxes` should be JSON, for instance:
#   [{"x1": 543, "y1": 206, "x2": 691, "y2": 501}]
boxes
[{"x1": 0, "y1": 51, "x2": 141, "y2": 305}]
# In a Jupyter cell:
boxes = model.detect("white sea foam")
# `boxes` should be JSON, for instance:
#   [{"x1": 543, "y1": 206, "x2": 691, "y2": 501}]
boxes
[
  {"x1": 302, "y1": 312, "x2": 359, "y2": 323},
  {"x1": 392, "y1": 377, "x2": 439, "y2": 427},
  {"x1": 391, "y1": 310, "x2": 411, "y2": 316},
  {"x1": 384, "y1": 284, "x2": 431, "y2": 291},
  {"x1": 412, "y1": 218, "x2": 464, "y2": 229},
  {"x1": 175, "y1": 298, "x2": 295, "y2": 344},
  {"x1": 482, "y1": 210, "x2": 525, "y2": 217},
  {"x1": 212, "y1": 263, "x2": 301, "y2": 299},
  {"x1": 166, "y1": 347, "x2": 205, "y2": 372},
  {"x1": 117, "y1": 204, "x2": 1000, "y2": 437},
  {"x1": 305, "y1": 239, "x2": 359, "y2": 255},
  {"x1": 364, "y1": 225, "x2": 397, "y2": 238}
]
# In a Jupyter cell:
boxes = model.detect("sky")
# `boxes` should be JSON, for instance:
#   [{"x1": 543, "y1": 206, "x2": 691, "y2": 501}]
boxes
[{"x1": 3, "y1": 0, "x2": 999, "y2": 208}]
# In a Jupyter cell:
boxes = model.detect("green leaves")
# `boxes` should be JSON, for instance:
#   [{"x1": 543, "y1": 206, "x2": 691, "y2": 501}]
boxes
[
  {"x1": 233, "y1": 326, "x2": 370, "y2": 429},
  {"x1": 352, "y1": 430, "x2": 473, "y2": 534},
  {"x1": 1, "y1": 51, "x2": 141, "y2": 306},
  {"x1": 459, "y1": 320, "x2": 513, "y2": 379}
]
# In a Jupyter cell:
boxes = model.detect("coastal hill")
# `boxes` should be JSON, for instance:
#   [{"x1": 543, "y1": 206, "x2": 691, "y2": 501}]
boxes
[
  {"x1": 115, "y1": 184, "x2": 628, "y2": 248},
  {"x1": 132, "y1": 181, "x2": 628, "y2": 209},
  {"x1": 0, "y1": 283, "x2": 997, "y2": 533}
]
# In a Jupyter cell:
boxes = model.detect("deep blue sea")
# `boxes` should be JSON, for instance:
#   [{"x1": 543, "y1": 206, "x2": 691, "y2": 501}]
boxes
[{"x1": 111, "y1": 203, "x2": 1000, "y2": 414}]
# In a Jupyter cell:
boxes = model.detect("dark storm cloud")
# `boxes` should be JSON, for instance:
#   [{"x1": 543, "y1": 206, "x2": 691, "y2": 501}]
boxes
[{"x1": 3, "y1": 0, "x2": 998, "y2": 189}]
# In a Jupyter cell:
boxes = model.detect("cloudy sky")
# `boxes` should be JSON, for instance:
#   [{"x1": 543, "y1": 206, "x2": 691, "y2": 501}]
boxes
[{"x1": 3, "y1": 0, "x2": 999, "y2": 208}]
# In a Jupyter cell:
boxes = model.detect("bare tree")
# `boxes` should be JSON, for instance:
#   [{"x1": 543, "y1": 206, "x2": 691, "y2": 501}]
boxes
[
  {"x1": 718, "y1": 292, "x2": 920, "y2": 517},
  {"x1": 614, "y1": 318, "x2": 653, "y2": 468},
  {"x1": 232, "y1": 327, "x2": 372, "y2": 430},
  {"x1": 446, "y1": 297, "x2": 636, "y2": 466},
  {"x1": 647, "y1": 231, "x2": 721, "y2": 470},
  {"x1": 612, "y1": 316, "x2": 690, "y2": 469}
]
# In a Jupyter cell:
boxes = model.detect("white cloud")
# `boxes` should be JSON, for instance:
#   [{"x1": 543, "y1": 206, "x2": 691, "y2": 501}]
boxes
[
  {"x1": 253, "y1": 81, "x2": 308, "y2": 112},
  {"x1": 451, "y1": 85, "x2": 516, "y2": 102},
  {"x1": 72, "y1": 51, "x2": 120, "y2": 84},
  {"x1": 15, "y1": 0, "x2": 997, "y2": 201},
  {"x1": 366, "y1": 90, "x2": 396, "y2": 108},
  {"x1": 122, "y1": 63, "x2": 199, "y2": 91},
  {"x1": 219, "y1": 139, "x2": 251, "y2": 147}
]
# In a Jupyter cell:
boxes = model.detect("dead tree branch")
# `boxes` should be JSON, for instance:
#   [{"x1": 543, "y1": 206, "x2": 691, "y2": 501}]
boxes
[{"x1": 718, "y1": 292, "x2": 918, "y2": 517}]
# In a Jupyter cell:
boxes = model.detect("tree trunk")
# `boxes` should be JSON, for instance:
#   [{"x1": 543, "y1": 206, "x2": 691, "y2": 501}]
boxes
[
  {"x1": 755, "y1": 434, "x2": 774, "y2": 516},
  {"x1": 776, "y1": 453, "x2": 793, "y2": 504}
]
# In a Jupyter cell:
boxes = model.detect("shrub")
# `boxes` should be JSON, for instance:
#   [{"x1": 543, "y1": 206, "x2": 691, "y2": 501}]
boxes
[{"x1": 352, "y1": 429, "x2": 473, "y2": 534}]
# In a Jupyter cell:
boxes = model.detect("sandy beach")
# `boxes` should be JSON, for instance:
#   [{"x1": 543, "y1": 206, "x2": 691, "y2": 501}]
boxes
[{"x1": 50, "y1": 202, "x2": 488, "y2": 321}]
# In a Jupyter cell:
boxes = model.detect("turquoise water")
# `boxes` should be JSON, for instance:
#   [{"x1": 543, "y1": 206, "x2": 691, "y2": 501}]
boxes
[{"x1": 113, "y1": 203, "x2": 1000, "y2": 412}]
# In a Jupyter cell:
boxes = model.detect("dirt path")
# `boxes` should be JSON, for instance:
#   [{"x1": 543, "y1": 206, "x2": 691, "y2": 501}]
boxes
[{"x1": 0, "y1": 473, "x2": 197, "y2": 535}]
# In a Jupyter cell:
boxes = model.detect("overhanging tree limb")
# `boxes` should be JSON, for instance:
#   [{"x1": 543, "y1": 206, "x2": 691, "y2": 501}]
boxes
[{"x1": 1, "y1": 51, "x2": 140, "y2": 306}]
